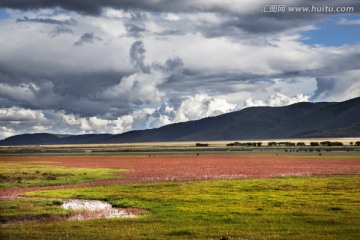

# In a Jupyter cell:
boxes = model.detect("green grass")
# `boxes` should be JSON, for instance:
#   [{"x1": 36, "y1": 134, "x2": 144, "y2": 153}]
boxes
[
  {"x1": 1, "y1": 176, "x2": 359, "y2": 239},
  {"x1": 0, "y1": 197, "x2": 69, "y2": 223},
  {"x1": 0, "y1": 161, "x2": 124, "y2": 188}
]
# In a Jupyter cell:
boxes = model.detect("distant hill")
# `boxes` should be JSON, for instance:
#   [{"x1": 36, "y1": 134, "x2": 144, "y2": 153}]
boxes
[
  {"x1": 99, "y1": 97, "x2": 360, "y2": 143},
  {"x1": 1, "y1": 97, "x2": 359, "y2": 146},
  {"x1": 0, "y1": 133, "x2": 112, "y2": 146}
]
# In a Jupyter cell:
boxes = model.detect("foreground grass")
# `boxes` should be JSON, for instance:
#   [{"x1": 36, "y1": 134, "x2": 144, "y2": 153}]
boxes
[
  {"x1": 0, "y1": 197, "x2": 69, "y2": 223},
  {"x1": 1, "y1": 176, "x2": 359, "y2": 239},
  {"x1": 0, "y1": 161, "x2": 123, "y2": 188}
]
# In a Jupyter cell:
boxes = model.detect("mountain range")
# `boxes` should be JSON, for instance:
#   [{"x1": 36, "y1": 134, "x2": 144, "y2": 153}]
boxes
[{"x1": 1, "y1": 97, "x2": 359, "y2": 146}]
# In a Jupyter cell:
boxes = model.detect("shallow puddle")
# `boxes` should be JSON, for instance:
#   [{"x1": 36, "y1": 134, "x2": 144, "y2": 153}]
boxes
[
  {"x1": 62, "y1": 199, "x2": 137, "y2": 220},
  {"x1": 1, "y1": 199, "x2": 146, "y2": 225}
]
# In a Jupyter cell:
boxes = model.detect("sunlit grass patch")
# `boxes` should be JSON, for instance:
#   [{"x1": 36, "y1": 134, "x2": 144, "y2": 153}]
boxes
[{"x1": 0, "y1": 161, "x2": 124, "y2": 188}]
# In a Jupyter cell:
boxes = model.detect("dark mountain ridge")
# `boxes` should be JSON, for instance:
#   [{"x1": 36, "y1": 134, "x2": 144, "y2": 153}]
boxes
[
  {"x1": 0, "y1": 133, "x2": 112, "y2": 146},
  {"x1": 1, "y1": 97, "x2": 359, "y2": 146}
]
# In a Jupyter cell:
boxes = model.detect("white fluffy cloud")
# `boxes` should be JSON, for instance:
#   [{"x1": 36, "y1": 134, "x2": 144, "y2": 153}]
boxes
[
  {"x1": 0, "y1": 94, "x2": 237, "y2": 139},
  {"x1": 0, "y1": 126, "x2": 16, "y2": 139},
  {"x1": 0, "y1": 107, "x2": 46, "y2": 121},
  {"x1": 244, "y1": 93, "x2": 310, "y2": 108},
  {"x1": 145, "y1": 94, "x2": 238, "y2": 129},
  {"x1": 171, "y1": 94, "x2": 237, "y2": 123},
  {"x1": 0, "y1": 107, "x2": 49, "y2": 139}
]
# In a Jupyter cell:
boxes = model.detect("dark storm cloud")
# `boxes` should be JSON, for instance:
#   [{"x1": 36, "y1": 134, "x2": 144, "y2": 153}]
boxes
[
  {"x1": 0, "y1": 63, "x2": 131, "y2": 116},
  {"x1": 51, "y1": 71, "x2": 129, "y2": 98},
  {"x1": 160, "y1": 70, "x2": 268, "y2": 97},
  {"x1": 0, "y1": 0, "x2": 181, "y2": 15},
  {"x1": 3, "y1": 1, "x2": 359, "y2": 35},
  {"x1": 16, "y1": 16, "x2": 77, "y2": 25},
  {"x1": 74, "y1": 32, "x2": 103, "y2": 46},
  {"x1": 1, "y1": 41, "x2": 359, "y2": 113},
  {"x1": 1, "y1": 0, "x2": 359, "y2": 15},
  {"x1": 0, "y1": 64, "x2": 39, "y2": 85},
  {"x1": 129, "y1": 41, "x2": 150, "y2": 73}
]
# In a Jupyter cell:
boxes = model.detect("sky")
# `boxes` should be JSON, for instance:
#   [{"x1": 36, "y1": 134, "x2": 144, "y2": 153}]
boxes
[{"x1": 0, "y1": 0, "x2": 359, "y2": 139}]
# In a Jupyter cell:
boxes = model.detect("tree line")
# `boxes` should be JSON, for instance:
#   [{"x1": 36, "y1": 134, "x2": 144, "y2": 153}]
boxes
[{"x1": 224, "y1": 141, "x2": 360, "y2": 147}]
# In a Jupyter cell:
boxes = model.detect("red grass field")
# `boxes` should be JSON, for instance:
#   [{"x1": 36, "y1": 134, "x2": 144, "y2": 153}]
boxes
[{"x1": 1, "y1": 154, "x2": 360, "y2": 199}]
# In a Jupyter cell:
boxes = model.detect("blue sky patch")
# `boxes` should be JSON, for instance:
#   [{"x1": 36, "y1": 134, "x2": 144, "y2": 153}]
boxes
[
  {"x1": 0, "y1": 9, "x2": 9, "y2": 20},
  {"x1": 301, "y1": 15, "x2": 360, "y2": 46}
]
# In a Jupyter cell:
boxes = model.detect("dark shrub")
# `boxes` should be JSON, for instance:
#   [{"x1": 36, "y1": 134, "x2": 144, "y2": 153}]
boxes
[{"x1": 196, "y1": 143, "x2": 209, "y2": 147}]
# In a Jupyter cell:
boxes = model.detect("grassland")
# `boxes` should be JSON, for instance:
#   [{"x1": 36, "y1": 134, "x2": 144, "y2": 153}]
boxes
[
  {"x1": 0, "y1": 161, "x2": 123, "y2": 188},
  {"x1": 0, "y1": 197, "x2": 69, "y2": 223},
  {"x1": 1, "y1": 176, "x2": 359, "y2": 239},
  {"x1": 1, "y1": 151, "x2": 359, "y2": 239}
]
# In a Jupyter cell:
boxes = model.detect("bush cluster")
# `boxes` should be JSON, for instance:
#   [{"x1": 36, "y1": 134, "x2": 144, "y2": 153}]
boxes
[
  {"x1": 196, "y1": 143, "x2": 209, "y2": 147},
  {"x1": 310, "y1": 141, "x2": 346, "y2": 147},
  {"x1": 319, "y1": 141, "x2": 344, "y2": 146},
  {"x1": 227, "y1": 142, "x2": 262, "y2": 147},
  {"x1": 268, "y1": 142, "x2": 296, "y2": 147}
]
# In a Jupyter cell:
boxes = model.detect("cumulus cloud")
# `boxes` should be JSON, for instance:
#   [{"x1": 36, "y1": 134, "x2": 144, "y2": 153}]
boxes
[
  {"x1": 0, "y1": 94, "x2": 237, "y2": 139},
  {"x1": 0, "y1": 107, "x2": 50, "y2": 139},
  {"x1": 0, "y1": 107, "x2": 46, "y2": 122},
  {"x1": 244, "y1": 93, "x2": 310, "y2": 108},
  {"x1": 145, "y1": 94, "x2": 238, "y2": 128},
  {"x1": 0, "y1": 107, "x2": 135, "y2": 139},
  {"x1": 0, "y1": 126, "x2": 16, "y2": 139},
  {"x1": 171, "y1": 94, "x2": 237, "y2": 123},
  {"x1": 101, "y1": 40, "x2": 184, "y2": 105}
]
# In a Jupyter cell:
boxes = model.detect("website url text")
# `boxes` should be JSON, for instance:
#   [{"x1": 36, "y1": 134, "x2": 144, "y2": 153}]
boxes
[{"x1": 261, "y1": 5, "x2": 354, "y2": 13}]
